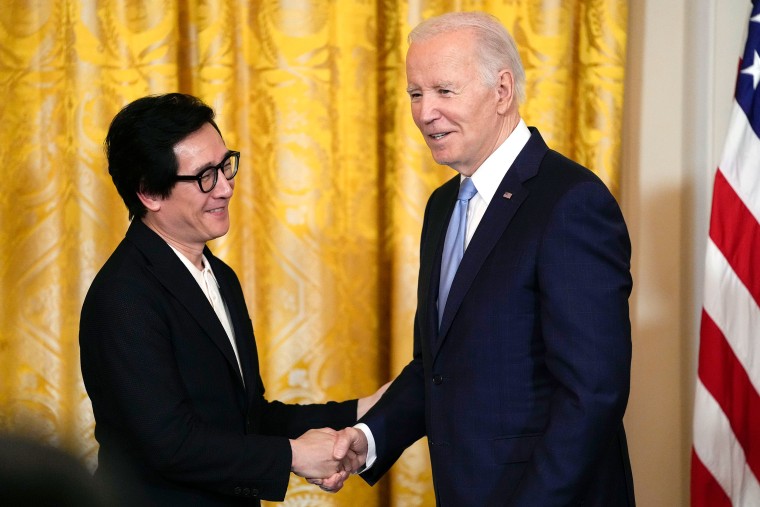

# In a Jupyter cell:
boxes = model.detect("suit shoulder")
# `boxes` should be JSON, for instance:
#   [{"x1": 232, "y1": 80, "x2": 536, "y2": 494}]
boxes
[
  {"x1": 90, "y1": 238, "x2": 146, "y2": 279},
  {"x1": 83, "y1": 240, "x2": 160, "y2": 310},
  {"x1": 533, "y1": 150, "x2": 617, "y2": 202},
  {"x1": 540, "y1": 150, "x2": 604, "y2": 184}
]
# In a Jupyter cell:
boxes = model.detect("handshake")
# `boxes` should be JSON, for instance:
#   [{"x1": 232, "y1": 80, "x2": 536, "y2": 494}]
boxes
[
  {"x1": 289, "y1": 380, "x2": 389, "y2": 493},
  {"x1": 290, "y1": 426, "x2": 369, "y2": 493}
]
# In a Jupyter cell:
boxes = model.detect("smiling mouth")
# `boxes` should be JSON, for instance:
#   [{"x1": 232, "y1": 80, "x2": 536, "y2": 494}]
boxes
[{"x1": 430, "y1": 133, "x2": 448, "y2": 140}]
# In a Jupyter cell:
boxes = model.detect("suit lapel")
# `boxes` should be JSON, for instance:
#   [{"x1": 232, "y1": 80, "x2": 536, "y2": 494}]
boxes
[
  {"x1": 433, "y1": 129, "x2": 549, "y2": 357},
  {"x1": 418, "y1": 177, "x2": 460, "y2": 356},
  {"x1": 126, "y1": 220, "x2": 246, "y2": 388},
  {"x1": 210, "y1": 253, "x2": 259, "y2": 398}
]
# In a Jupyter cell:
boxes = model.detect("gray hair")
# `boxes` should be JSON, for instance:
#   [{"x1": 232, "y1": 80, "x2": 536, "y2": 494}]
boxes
[{"x1": 408, "y1": 11, "x2": 526, "y2": 104}]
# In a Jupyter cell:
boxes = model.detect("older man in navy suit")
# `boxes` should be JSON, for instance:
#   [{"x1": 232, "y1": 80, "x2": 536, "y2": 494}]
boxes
[{"x1": 326, "y1": 11, "x2": 635, "y2": 506}]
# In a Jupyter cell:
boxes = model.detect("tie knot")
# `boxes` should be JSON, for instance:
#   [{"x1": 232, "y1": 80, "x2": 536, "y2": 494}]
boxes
[{"x1": 458, "y1": 177, "x2": 477, "y2": 202}]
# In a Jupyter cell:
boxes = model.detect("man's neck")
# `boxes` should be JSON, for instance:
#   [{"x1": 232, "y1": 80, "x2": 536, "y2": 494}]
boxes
[{"x1": 140, "y1": 217, "x2": 205, "y2": 270}]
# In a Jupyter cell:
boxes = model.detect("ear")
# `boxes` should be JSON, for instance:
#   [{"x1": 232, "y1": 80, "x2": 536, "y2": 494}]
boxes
[
  {"x1": 137, "y1": 190, "x2": 162, "y2": 213},
  {"x1": 496, "y1": 69, "x2": 515, "y2": 114}
]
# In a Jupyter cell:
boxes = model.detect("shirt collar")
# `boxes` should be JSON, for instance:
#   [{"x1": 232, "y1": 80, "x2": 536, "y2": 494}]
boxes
[
  {"x1": 467, "y1": 119, "x2": 531, "y2": 205},
  {"x1": 169, "y1": 245, "x2": 216, "y2": 287}
]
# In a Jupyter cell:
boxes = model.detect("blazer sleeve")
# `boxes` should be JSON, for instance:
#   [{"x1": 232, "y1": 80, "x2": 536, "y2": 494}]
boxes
[
  {"x1": 257, "y1": 395, "x2": 358, "y2": 438},
  {"x1": 357, "y1": 316, "x2": 428, "y2": 484},
  {"x1": 211, "y1": 258, "x2": 359, "y2": 440},
  {"x1": 80, "y1": 270, "x2": 353, "y2": 502},
  {"x1": 502, "y1": 178, "x2": 632, "y2": 506},
  {"x1": 357, "y1": 187, "x2": 443, "y2": 483}
]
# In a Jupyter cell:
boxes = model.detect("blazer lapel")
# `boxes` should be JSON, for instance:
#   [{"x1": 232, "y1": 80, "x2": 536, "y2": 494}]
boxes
[
  {"x1": 209, "y1": 252, "x2": 258, "y2": 397},
  {"x1": 434, "y1": 129, "x2": 549, "y2": 356},
  {"x1": 418, "y1": 177, "x2": 460, "y2": 357},
  {"x1": 126, "y1": 220, "x2": 245, "y2": 388}
]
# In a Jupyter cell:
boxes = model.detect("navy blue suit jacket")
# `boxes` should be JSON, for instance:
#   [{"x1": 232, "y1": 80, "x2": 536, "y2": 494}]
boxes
[
  {"x1": 80, "y1": 219, "x2": 356, "y2": 506},
  {"x1": 360, "y1": 129, "x2": 635, "y2": 506}
]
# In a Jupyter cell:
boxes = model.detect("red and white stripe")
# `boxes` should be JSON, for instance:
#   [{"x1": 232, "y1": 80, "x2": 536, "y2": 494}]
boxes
[{"x1": 692, "y1": 96, "x2": 760, "y2": 505}]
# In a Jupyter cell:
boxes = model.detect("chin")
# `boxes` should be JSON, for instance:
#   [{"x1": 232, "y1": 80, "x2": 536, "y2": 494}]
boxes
[
  {"x1": 429, "y1": 149, "x2": 453, "y2": 166},
  {"x1": 208, "y1": 223, "x2": 230, "y2": 240},
  {"x1": 217, "y1": 225, "x2": 231, "y2": 238}
]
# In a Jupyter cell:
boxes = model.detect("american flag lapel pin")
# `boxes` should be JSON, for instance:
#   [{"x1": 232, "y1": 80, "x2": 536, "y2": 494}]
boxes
[{"x1": 503, "y1": 191, "x2": 513, "y2": 199}]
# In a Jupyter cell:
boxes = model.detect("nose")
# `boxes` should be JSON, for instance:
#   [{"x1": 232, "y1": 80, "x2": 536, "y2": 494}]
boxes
[
  {"x1": 213, "y1": 170, "x2": 234, "y2": 198},
  {"x1": 416, "y1": 95, "x2": 441, "y2": 124}
]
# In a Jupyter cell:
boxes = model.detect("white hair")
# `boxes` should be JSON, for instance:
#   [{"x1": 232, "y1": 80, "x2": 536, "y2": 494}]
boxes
[{"x1": 408, "y1": 11, "x2": 526, "y2": 104}]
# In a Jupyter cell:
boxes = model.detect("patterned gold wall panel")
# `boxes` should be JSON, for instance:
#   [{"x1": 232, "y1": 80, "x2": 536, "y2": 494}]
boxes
[
  {"x1": 380, "y1": 3, "x2": 445, "y2": 505},
  {"x1": 0, "y1": 1, "x2": 626, "y2": 506},
  {"x1": 241, "y1": 2, "x2": 385, "y2": 505},
  {"x1": 0, "y1": 0, "x2": 183, "y2": 469}
]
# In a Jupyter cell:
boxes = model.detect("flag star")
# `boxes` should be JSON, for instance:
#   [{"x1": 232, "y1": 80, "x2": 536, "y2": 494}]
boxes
[
  {"x1": 753, "y1": 12, "x2": 760, "y2": 23},
  {"x1": 741, "y1": 50, "x2": 760, "y2": 89}
]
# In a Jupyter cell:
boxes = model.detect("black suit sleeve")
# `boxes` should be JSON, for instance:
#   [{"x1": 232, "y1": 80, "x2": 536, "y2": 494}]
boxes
[
  {"x1": 81, "y1": 275, "x2": 293, "y2": 499},
  {"x1": 81, "y1": 268, "x2": 355, "y2": 502}
]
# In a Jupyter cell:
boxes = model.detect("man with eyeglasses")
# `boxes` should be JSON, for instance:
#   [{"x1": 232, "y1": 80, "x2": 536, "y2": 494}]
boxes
[{"x1": 79, "y1": 93, "x2": 385, "y2": 505}]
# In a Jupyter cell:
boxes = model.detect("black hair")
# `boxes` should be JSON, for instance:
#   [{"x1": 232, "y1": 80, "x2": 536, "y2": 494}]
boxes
[{"x1": 104, "y1": 93, "x2": 220, "y2": 219}]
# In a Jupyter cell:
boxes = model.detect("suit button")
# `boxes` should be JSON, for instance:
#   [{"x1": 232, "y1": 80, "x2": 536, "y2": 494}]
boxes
[
  {"x1": 432, "y1": 375, "x2": 443, "y2": 385},
  {"x1": 234, "y1": 487, "x2": 242, "y2": 495},
  {"x1": 243, "y1": 488, "x2": 251, "y2": 496},
  {"x1": 251, "y1": 488, "x2": 259, "y2": 497}
]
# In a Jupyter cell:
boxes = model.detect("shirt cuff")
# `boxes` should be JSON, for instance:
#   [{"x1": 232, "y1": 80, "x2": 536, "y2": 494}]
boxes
[{"x1": 353, "y1": 422, "x2": 376, "y2": 472}]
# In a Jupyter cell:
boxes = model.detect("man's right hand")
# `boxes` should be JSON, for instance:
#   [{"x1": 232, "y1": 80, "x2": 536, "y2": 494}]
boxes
[
  {"x1": 305, "y1": 426, "x2": 369, "y2": 492},
  {"x1": 290, "y1": 428, "x2": 359, "y2": 482},
  {"x1": 333, "y1": 426, "x2": 369, "y2": 466}
]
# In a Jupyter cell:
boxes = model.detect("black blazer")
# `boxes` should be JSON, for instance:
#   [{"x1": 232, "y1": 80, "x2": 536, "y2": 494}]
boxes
[
  {"x1": 80, "y1": 219, "x2": 356, "y2": 506},
  {"x1": 360, "y1": 129, "x2": 635, "y2": 506}
]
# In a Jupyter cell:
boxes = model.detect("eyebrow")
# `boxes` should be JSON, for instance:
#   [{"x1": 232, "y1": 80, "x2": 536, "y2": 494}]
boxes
[{"x1": 406, "y1": 82, "x2": 457, "y2": 93}]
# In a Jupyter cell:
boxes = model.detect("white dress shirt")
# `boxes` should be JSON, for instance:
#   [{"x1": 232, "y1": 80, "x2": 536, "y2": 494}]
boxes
[
  {"x1": 465, "y1": 119, "x2": 531, "y2": 248},
  {"x1": 170, "y1": 246, "x2": 245, "y2": 384},
  {"x1": 357, "y1": 119, "x2": 532, "y2": 471}
]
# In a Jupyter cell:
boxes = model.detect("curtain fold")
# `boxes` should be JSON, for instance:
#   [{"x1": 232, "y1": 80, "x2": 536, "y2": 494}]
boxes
[{"x1": 0, "y1": 1, "x2": 627, "y2": 505}]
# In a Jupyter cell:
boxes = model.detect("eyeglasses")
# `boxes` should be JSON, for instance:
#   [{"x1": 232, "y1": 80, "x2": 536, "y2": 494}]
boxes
[{"x1": 173, "y1": 150, "x2": 240, "y2": 193}]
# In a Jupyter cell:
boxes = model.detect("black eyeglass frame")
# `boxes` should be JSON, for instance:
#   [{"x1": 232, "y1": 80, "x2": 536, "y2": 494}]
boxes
[{"x1": 173, "y1": 150, "x2": 240, "y2": 193}]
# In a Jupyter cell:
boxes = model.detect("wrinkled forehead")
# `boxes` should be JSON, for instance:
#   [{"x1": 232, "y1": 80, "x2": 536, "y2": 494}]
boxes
[{"x1": 406, "y1": 30, "x2": 479, "y2": 82}]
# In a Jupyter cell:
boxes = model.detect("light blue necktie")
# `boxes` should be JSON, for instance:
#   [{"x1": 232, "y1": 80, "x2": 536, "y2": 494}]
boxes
[{"x1": 438, "y1": 177, "x2": 478, "y2": 327}]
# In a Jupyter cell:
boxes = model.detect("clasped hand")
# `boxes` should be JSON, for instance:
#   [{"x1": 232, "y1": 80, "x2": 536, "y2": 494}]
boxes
[{"x1": 290, "y1": 427, "x2": 369, "y2": 493}]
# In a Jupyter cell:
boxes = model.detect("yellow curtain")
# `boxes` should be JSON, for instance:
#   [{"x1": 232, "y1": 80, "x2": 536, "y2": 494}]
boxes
[{"x1": 0, "y1": 1, "x2": 627, "y2": 506}]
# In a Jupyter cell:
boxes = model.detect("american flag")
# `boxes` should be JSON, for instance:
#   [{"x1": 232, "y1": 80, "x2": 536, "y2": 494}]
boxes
[{"x1": 691, "y1": 1, "x2": 760, "y2": 505}]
